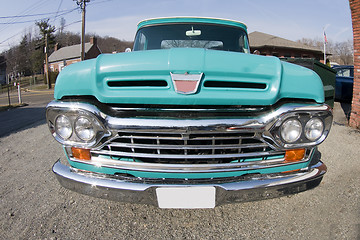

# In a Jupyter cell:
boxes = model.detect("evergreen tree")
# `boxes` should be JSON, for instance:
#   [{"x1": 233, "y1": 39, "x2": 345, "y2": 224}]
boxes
[
  {"x1": 18, "y1": 34, "x2": 32, "y2": 75},
  {"x1": 32, "y1": 19, "x2": 56, "y2": 74}
]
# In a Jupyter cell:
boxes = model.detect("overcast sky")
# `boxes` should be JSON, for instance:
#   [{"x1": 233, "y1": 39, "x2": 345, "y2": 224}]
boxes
[{"x1": 0, "y1": 0, "x2": 353, "y2": 53}]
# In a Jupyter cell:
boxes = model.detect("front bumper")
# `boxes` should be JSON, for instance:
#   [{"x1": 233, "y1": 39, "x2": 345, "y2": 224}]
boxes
[{"x1": 53, "y1": 159, "x2": 327, "y2": 208}]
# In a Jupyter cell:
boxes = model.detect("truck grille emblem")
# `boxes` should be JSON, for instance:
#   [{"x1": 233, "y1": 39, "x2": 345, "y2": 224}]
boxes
[{"x1": 170, "y1": 72, "x2": 203, "y2": 94}]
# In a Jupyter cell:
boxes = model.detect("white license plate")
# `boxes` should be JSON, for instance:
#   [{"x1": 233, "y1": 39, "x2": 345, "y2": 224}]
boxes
[{"x1": 156, "y1": 187, "x2": 216, "y2": 209}]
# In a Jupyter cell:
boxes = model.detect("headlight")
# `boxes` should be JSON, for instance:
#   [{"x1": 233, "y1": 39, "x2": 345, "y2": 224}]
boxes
[
  {"x1": 267, "y1": 104, "x2": 333, "y2": 149},
  {"x1": 304, "y1": 118, "x2": 324, "y2": 141},
  {"x1": 280, "y1": 118, "x2": 302, "y2": 143},
  {"x1": 46, "y1": 102, "x2": 111, "y2": 148},
  {"x1": 75, "y1": 117, "x2": 95, "y2": 141},
  {"x1": 55, "y1": 115, "x2": 72, "y2": 140}
]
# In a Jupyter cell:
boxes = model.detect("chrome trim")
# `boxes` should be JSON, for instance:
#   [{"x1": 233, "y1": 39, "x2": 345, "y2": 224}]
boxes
[
  {"x1": 92, "y1": 129, "x2": 272, "y2": 163},
  {"x1": 91, "y1": 149, "x2": 277, "y2": 160},
  {"x1": 104, "y1": 142, "x2": 269, "y2": 150},
  {"x1": 170, "y1": 72, "x2": 203, "y2": 95},
  {"x1": 46, "y1": 103, "x2": 111, "y2": 148},
  {"x1": 46, "y1": 100, "x2": 333, "y2": 150},
  {"x1": 70, "y1": 155, "x2": 300, "y2": 173},
  {"x1": 268, "y1": 106, "x2": 333, "y2": 148},
  {"x1": 110, "y1": 106, "x2": 268, "y2": 112},
  {"x1": 68, "y1": 148, "x2": 313, "y2": 173},
  {"x1": 52, "y1": 158, "x2": 327, "y2": 206}
]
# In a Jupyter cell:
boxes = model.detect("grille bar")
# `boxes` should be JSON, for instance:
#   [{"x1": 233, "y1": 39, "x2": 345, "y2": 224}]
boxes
[
  {"x1": 93, "y1": 130, "x2": 277, "y2": 164},
  {"x1": 116, "y1": 135, "x2": 255, "y2": 141},
  {"x1": 91, "y1": 149, "x2": 279, "y2": 160},
  {"x1": 106, "y1": 142, "x2": 268, "y2": 150}
]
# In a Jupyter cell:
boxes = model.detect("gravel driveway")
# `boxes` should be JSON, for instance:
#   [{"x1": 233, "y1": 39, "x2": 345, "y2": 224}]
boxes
[{"x1": 0, "y1": 103, "x2": 359, "y2": 240}]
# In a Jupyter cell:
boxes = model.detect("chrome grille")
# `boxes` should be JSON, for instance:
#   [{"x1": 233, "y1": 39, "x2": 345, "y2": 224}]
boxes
[{"x1": 92, "y1": 131, "x2": 282, "y2": 164}]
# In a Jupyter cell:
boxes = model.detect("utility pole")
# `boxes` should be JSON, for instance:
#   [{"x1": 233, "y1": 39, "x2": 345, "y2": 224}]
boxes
[
  {"x1": 323, "y1": 38, "x2": 326, "y2": 64},
  {"x1": 74, "y1": 0, "x2": 90, "y2": 61},
  {"x1": 45, "y1": 33, "x2": 51, "y2": 89}
]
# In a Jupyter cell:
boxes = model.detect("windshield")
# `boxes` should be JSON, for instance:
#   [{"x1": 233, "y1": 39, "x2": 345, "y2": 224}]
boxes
[
  {"x1": 335, "y1": 67, "x2": 354, "y2": 77},
  {"x1": 133, "y1": 24, "x2": 250, "y2": 53}
]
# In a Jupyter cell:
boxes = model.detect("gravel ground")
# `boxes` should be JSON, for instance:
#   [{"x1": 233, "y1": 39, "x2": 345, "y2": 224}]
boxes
[{"x1": 0, "y1": 104, "x2": 359, "y2": 240}]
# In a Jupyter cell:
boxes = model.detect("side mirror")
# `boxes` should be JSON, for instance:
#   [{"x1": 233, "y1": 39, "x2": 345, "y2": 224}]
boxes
[{"x1": 125, "y1": 48, "x2": 132, "y2": 52}]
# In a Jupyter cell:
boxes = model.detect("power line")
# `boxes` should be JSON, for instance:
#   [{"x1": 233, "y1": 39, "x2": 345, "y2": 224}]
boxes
[
  {"x1": 88, "y1": 0, "x2": 113, "y2": 6},
  {"x1": 0, "y1": 5, "x2": 78, "y2": 48},
  {"x1": 52, "y1": 0, "x2": 65, "y2": 24},
  {"x1": 0, "y1": 8, "x2": 79, "y2": 24},
  {"x1": 0, "y1": 19, "x2": 82, "y2": 52},
  {"x1": 0, "y1": 0, "x2": 114, "y2": 51},
  {"x1": 0, "y1": 27, "x2": 32, "y2": 45},
  {"x1": 64, "y1": 20, "x2": 82, "y2": 28},
  {"x1": 0, "y1": 8, "x2": 76, "y2": 19},
  {"x1": 0, "y1": 0, "x2": 48, "y2": 34}
]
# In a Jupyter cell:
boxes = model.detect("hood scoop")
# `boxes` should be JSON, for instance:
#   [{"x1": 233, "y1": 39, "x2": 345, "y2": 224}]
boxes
[
  {"x1": 107, "y1": 80, "x2": 168, "y2": 87},
  {"x1": 204, "y1": 80, "x2": 267, "y2": 90}
]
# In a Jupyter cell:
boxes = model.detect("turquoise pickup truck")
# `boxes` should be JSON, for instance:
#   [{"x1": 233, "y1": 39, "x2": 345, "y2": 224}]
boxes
[{"x1": 46, "y1": 17, "x2": 332, "y2": 208}]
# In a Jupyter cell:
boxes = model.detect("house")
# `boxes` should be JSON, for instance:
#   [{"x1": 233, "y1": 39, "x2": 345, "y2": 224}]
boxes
[
  {"x1": 0, "y1": 55, "x2": 6, "y2": 85},
  {"x1": 249, "y1": 31, "x2": 325, "y2": 62},
  {"x1": 48, "y1": 37, "x2": 101, "y2": 72}
]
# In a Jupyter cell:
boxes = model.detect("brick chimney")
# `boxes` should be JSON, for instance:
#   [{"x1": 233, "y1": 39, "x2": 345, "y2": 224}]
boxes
[
  {"x1": 349, "y1": 0, "x2": 360, "y2": 129},
  {"x1": 54, "y1": 43, "x2": 59, "y2": 51},
  {"x1": 90, "y1": 36, "x2": 97, "y2": 46}
]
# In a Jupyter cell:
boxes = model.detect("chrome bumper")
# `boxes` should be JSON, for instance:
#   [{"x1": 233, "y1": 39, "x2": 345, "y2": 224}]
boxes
[{"x1": 53, "y1": 159, "x2": 327, "y2": 207}]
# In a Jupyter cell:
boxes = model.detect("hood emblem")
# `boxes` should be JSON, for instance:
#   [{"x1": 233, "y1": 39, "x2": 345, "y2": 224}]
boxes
[{"x1": 170, "y1": 72, "x2": 203, "y2": 95}]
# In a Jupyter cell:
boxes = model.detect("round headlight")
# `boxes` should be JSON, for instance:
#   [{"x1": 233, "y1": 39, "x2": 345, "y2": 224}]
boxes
[
  {"x1": 304, "y1": 118, "x2": 324, "y2": 141},
  {"x1": 74, "y1": 117, "x2": 95, "y2": 141},
  {"x1": 280, "y1": 118, "x2": 302, "y2": 143},
  {"x1": 55, "y1": 115, "x2": 72, "y2": 140}
]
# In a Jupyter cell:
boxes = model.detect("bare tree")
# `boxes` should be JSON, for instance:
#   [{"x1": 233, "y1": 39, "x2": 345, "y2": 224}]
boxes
[
  {"x1": 59, "y1": 17, "x2": 66, "y2": 35},
  {"x1": 333, "y1": 40, "x2": 354, "y2": 65},
  {"x1": 297, "y1": 38, "x2": 353, "y2": 65}
]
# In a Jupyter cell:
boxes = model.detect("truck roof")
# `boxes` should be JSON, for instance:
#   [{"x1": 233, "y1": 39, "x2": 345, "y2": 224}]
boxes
[{"x1": 137, "y1": 17, "x2": 247, "y2": 31}]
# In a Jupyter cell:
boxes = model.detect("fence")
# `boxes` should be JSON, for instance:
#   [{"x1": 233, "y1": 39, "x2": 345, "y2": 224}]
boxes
[{"x1": 0, "y1": 74, "x2": 45, "y2": 94}]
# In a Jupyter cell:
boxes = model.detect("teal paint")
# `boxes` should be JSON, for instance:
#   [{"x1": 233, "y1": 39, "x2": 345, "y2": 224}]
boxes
[
  {"x1": 54, "y1": 16, "x2": 324, "y2": 105},
  {"x1": 54, "y1": 49, "x2": 324, "y2": 105},
  {"x1": 137, "y1": 17, "x2": 248, "y2": 31},
  {"x1": 68, "y1": 159, "x2": 309, "y2": 179}
]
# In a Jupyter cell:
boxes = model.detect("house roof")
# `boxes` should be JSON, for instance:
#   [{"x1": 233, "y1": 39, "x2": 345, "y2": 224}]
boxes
[
  {"x1": 249, "y1": 31, "x2": 323, "y2": 53},
  {"x1": 48, "y1": 42, "x2": 93, "y2": 63}
]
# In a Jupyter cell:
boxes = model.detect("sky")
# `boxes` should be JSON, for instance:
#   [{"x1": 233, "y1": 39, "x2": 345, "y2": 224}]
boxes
[{"x1": 0, "y1": 0, "x2": 353, "y2": 53}]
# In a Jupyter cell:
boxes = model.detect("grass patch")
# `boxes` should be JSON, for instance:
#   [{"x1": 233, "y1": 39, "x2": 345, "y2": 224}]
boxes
[
  {"x1": 32, "y1": 85, "x2": 48, "y2": 90},
  {"x1": 30, "y1": 84, "x2": 55, "y2": 91},
  {"x1": 0, "y1": 103, "x2": 28, "y2": 112}
]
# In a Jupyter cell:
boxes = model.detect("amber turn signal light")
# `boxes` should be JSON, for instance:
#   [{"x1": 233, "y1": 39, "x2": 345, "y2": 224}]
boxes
[
  {"x1": 71, "y1": 147, "x2": 91, "y2": 161},
  {"x1": 284, "y1": 149, "x2": 305, "y2": 162}
]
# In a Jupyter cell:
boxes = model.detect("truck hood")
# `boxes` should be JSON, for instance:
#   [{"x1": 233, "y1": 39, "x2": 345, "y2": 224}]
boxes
[{"x1": 54, "y1": 48, "x2": 324, "y2": 105}]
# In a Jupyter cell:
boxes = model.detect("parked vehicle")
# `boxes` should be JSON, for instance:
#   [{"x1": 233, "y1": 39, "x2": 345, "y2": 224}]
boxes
[
  {"x1": 281, "y1": 58, "x2": 336, "y2": 108},
  {"x1": 333, "y1": 65, "x2": 354, "y2": 102},
  {"x1": 46, "y1": 17, "x2": 332, "y2": 208}
]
